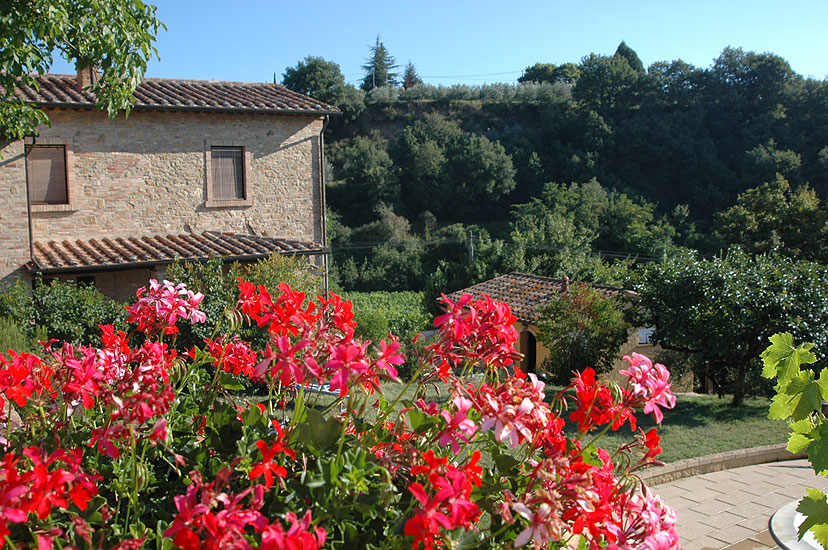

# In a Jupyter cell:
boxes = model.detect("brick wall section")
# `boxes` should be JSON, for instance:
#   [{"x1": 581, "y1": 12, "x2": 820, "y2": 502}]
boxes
[
  {"x1": 0, "y1": 140, "x2": 33, "y2": 286},
  {"x1": 0, "y1": 108, "x2": 325, "y2": 283}
]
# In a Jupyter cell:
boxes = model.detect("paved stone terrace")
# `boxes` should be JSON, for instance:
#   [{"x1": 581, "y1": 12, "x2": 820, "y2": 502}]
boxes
[{"x1": 654, "y1": 459, "x2": 828, "y2": 550}]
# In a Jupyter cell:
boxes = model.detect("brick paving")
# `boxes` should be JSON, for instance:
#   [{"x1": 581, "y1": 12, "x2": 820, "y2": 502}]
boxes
[{"x1": 654, "y1": 459, "x2": 828, "y2": 550}]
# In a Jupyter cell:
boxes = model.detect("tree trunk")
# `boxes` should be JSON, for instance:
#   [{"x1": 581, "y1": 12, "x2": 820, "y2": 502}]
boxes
[{"x1": 732, "y1": 361, "x2": 747, "y2": 406}]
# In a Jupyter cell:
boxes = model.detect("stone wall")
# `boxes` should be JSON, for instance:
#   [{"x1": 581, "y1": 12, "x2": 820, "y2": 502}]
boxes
[
  {"x1": 0, "y1": 108, "x2": 325, "y2": 284},
  {"x1": 0, "y1": 140, "x2": 33, "y2": 286}
]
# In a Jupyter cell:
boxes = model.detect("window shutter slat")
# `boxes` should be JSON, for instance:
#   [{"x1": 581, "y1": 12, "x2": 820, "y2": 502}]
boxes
[{"x1": 27, "y1": 146, "x2": 67, "y2": 204}]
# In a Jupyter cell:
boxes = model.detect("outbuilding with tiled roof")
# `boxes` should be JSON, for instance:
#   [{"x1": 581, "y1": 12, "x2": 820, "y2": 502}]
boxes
[{"x1": 447, "y1": 272, "x2": 662, "y2": 382}]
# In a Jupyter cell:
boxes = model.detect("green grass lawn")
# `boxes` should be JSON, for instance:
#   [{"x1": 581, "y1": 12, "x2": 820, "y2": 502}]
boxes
[{"x1": 575, "y1": 393, "x2": 790, "y2": 463}]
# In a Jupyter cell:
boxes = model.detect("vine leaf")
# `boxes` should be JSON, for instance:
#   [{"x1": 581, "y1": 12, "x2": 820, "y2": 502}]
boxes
[
  {"x1": 797, "y1": 488, "x2": 828, "y2": 548},
  {"x1": 761, "y1": 332, "x2": 816, "y2": 385}
]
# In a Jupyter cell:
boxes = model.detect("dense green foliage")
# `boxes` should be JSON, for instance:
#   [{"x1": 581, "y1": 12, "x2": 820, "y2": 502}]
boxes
[
  {"x1": 634, "y1": 250, "x2": 828, "y2": 404},
  {"x1": 343, "y1": 290, "x2": 430, "y2": 379},
  {"x1": 392, "y1": 114, "x2": 516, "y2": 221},
  {"x1": 714, "y1": 175, "x2": 828, "y2": 262},
  {"x1": 0, "y1": 316, "x2": 37, "y2": 354},
  {"x1": 319, "y1": 43, "x2": 828, "y2": 242},
  {"x1": 536, "y1": 282, "x2": 630, "y2": 383},
  {"x1": 0, "y1": 0, "x2": 163, "y2": 138},
  {"x1": 281, "y1": 55, "x2": 366, "y2": 123},
  {"x1": 0, "y1": 278, "x2": 126, "y2": 345}
]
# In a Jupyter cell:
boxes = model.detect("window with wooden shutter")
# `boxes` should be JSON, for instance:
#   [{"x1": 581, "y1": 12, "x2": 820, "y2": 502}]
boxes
[
  {"x1": 26, "y1": 145, "x2": 68, "y2": 205},
  {"x1": 211, "y1": 146, "x2": 245, "y2": 200}
]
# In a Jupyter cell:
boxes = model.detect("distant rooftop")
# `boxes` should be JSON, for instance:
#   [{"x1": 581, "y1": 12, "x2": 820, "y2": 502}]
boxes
[
  {"x1": 12, "y1": 74, "x2": 339, "y2": 116},
  {"x1": 447, "y1": 272, "x2": 636, "y2": 324}
]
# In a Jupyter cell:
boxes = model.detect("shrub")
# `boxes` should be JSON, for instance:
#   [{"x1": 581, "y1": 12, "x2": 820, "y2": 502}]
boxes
[
  {"x1": 0, "y1": 278, "x2": 127, "y2": 346},
  {"x1": 537, "y1": 281, "x2": 631, "y2": 383},
  {"x1": 346, "y1": 290, "x2": 430, "y2": 380},
  {"x1": 0, "y1": 316, "x2": 34, "y2": 354}
]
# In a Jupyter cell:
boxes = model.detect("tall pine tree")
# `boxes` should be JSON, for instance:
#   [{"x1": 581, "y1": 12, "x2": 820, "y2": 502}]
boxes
[
  {"x1": 403, "y1": 61, "x2": 423, "y2": 89},
  {"x1": 362, "y1": 34, "x2": 399, "y2": 91}
]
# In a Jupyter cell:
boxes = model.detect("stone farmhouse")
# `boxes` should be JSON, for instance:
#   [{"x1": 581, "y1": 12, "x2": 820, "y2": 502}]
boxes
[
  {"x1": 0, "y1": 70, "x2": 338, "y2": 301},
  {"x1": 447, "y1": 272, "x2": 688, "y2": 387}
]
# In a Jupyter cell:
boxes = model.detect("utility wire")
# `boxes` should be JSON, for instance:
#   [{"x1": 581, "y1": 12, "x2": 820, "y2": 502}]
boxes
[{"x1": 328, "y1": 236, "x2": 663, "y2": 262}]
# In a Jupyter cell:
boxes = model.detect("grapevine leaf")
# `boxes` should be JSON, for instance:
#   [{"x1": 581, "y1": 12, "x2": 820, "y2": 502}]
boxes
[
  {"x1": 769, "y1": 393, "x2": 794, "y2": 420},
  {"x1": 787, "y1": 371, "x2": 827, "y2": 421},
  {"x1": 809, "y1": 423, "x2": 828, "y2": 475},
  {"x1": 761, "y1": 332, "x2": 817, "y2": 384},
  {"x1": 797, "y1": 489, "x2": 828, "y2": 547},
  {"x1": 788, "y1": 432, "x2": 813, "y2": 454},
  {"x1": 792, "y1": 418, "x2": 816, "y2": 434}
]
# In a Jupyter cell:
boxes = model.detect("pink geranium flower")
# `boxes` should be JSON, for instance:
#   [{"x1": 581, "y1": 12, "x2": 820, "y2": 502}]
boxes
[
  {"x1": 437, "y1": 396, "x2": 478, "y2": 454},
  {"x1": 620, "y1": 353, "x2": 676, "y2": 424}
]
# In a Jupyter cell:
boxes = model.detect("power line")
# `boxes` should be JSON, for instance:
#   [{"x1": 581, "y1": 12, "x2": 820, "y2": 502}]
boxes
[
  {"x1": 328, "y1": 236, "x2": 663, "y2": 263},
  {"x1": 420, "y1": 71, "x2": 523, "y2": 78},
  {"x1": 342, "y1": 70, "x2": 525, "y2": 81}
]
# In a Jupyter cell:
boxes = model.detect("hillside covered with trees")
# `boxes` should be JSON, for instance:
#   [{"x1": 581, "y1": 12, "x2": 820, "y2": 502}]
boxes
[
  {"x1": 280, "y1": 40, "x2": 828, "y2": 400},
  {"x1": 283, "y1": 40, "x2": 828, "y2": 296}
]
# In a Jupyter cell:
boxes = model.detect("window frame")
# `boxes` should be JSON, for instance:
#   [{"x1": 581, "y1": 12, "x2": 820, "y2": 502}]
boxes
[
  {"x1": 25, "y1": 140, "x2": 74, "y2": 212},
  {"x1": 204, "y1": 141, "x2": 252, "y2": 208},
  {"x1": 637, "y1": 327, "x2": 656, "y2": 346}
]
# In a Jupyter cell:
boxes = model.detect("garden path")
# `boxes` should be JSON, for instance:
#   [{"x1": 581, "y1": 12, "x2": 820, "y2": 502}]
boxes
[{"x1": 655, "y1": 458, "x2": 828, "y2": 550}]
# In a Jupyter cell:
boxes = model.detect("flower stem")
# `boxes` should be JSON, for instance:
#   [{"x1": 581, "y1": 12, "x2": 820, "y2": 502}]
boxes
[{"x1": 335, "y1": 393, "x2": 353, "y2": 464}]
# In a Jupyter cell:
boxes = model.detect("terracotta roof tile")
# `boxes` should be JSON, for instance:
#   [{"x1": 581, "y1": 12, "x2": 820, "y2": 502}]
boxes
[
  {"x1": 13, "y1": 75, "x2": 339, "y2": 115},
  {"x1": 447, "y1": 272, "x2": 636, "y2": 324},
  {"x1": 30, "y1": 231, "x2": 325, "y2": 273}
]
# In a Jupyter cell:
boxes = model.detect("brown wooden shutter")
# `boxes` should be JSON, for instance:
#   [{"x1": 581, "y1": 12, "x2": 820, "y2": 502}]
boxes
[
  {"x1": 211, "y1": 147, "x2": 244, "y2": 200},
  {"x1": 27, "y1": 146, "x2": 68, "y2": 204}
]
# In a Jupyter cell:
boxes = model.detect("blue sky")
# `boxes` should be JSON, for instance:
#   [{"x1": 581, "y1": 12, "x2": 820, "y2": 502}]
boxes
[{"x1": 51, "y1": 0, "x2": 828, "y2": 84}]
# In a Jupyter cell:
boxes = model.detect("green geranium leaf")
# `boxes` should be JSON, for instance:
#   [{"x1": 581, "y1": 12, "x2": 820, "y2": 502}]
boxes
[
  {"x1": 492, "y1": 449, "x2": 519, "y2": 473},
  {"x1": 243, "y1": 403, "x2": 263, "y2": 427},
  {"x1": 217, "y1": 370, "x2": 245, "y2": 391},
  {"x1": 306, "y1": 408, "x2": 342, "y2": 451},
  {"x1": 797, "y1": 489, "x2": 828, "y2": 547},
  {"x1": 407, "y1": 409, "x2": 428, "y2": 431},
  {"x1": 581, "y1": 444, "x2": 602, "y2": 467}
]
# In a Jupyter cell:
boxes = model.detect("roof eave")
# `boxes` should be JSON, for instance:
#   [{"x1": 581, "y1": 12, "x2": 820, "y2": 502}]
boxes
[
  {"x1": 28, "y1": 247, "x2": 330, "y2": 275},
  {"x1": 34, "y1": 102, "x2": 341, "y2": 117}
]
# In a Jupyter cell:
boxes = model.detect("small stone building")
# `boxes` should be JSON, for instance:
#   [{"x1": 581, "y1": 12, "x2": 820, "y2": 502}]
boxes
[
  {"x1": 0, "y1": 71, "x2": 337, "y2": 301},
  {"x1": 448, "y1": 272, "x2": 690, "y2": 388}
]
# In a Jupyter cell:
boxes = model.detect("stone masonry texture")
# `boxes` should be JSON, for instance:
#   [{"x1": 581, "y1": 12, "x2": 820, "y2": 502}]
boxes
[{"x1": 0, "y1": 107, "x2": 325, "y2": 286}]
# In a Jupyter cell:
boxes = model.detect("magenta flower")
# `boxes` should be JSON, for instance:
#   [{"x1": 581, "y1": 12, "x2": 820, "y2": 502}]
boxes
[
  {"x1": 620, "y1": 353, "x2": 676, "y2": 424},
  {"x1": 127, "y1": 279, "x2": 206, "y2": 335},
  {"x1": 437, "y1": 396, "x2": 478, "y2": 454}
]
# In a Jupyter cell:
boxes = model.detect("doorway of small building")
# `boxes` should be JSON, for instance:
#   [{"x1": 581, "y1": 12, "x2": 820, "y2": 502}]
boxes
[{"x1": 520, "y1": 330, "x2": 537, "y2": 373}]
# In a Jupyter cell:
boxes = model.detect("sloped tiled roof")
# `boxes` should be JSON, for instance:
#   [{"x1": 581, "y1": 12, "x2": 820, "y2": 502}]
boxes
[
  {"x1": 12, "y1": 75, "x2": 339, "y2": 115},
  {"x1": 447, "y1": 272, "x2": 635, "y2": 324},
  {"x1": 29, "y1": 231, "x2": 326, "y2": 273}
]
